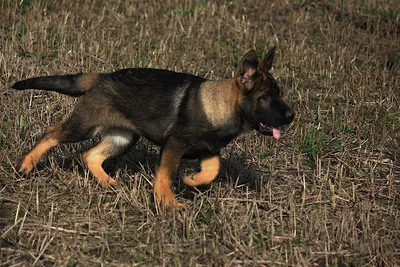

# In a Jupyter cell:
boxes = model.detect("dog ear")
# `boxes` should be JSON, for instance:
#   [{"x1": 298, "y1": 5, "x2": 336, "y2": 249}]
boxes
[
  {"x1": 237, "y1": 50, "x2": 258, "y2": 92},
  {"x1": 259, "y1": 46, "x2": 276, "y2": 73}
]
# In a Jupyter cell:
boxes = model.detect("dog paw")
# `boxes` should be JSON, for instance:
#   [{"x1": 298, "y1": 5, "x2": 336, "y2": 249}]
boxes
[
  {"x1": 154, "y1": 183, "x2": 184, "y2": 208},
  {"x1": 183, "y1": 173, "x2": 214, "y2": 187},
  {"x1": 98, "y1": 176, "x2": 117, "y2": 187},
  {"x1": 17, "y1": 157, "x2": 34, "y2": 175},
  {"x1": 183, "y1": 174, "x2": 197, "y2": 187}
]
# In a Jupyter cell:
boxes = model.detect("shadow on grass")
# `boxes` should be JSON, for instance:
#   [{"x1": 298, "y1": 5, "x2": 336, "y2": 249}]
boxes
[{"x1": 24, "y1": 139, "x2": 265, "y2": 201}]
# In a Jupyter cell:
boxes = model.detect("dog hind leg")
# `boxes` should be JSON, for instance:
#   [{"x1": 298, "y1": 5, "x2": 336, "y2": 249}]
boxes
[
  {"x1": 18, "y1": 112, "x2": 95, "y2": 174},
  {"x1": 82, "y1": 128, "x2": 139, "y2": 187},
  {"x1": 18, "y1": 125, "x2": 62, "y2": 174}
]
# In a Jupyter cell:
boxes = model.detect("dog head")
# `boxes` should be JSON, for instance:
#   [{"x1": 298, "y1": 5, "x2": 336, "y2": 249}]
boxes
[{"x1": 236, "y1": 47, "x2": 295, "y2": 139}]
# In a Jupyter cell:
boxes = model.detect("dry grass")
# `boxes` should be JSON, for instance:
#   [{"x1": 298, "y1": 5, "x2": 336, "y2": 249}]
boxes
[{"x1": 1, "y1": 0, "x2": 399, "y2": 266}]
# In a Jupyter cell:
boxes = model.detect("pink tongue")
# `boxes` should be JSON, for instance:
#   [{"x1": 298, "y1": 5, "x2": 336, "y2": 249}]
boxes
[{"x1": 272, "y1": 128, "x2": 281, "y2": 140}]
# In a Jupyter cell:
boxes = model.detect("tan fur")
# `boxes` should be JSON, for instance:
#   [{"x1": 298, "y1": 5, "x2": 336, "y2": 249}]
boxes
[
  {"x1": 81, "y1": 129, "x2": 134, "y2": 186},
  {"x1": 199, "y1": 79, "x2": 239, "y2": 128},
  {"x1": 154, "y1": 139, "x2": 187, "y2": 208},
  {"x1": 184, "y1": 156, "x2": 220, "y2": 187},
  {"x1": 19, "y1": 125, "x2": 61, "y2": 174},
  {"x1": 76, "y1": 73, "x2": 99, "y2": 91},
  {"x1": 154, "y1": 167, "x2": 183, "y2": 208},
  {"x1": 82, "y1": 142, "x2": 117, "y2": 187}
]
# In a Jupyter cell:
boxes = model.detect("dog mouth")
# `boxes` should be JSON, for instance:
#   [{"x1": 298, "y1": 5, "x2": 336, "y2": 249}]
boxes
[{"x1": 259, "y1": 122, "x2": 281, "y2": 140}]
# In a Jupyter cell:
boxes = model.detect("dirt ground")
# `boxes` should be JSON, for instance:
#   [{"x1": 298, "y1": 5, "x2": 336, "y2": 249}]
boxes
[{"x1": 0, "y1": 0, "x2": 399, "y2": 266}]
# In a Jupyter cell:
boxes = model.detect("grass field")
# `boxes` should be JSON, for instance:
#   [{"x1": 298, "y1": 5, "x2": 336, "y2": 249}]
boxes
[{"x1": 1, "y1": 0, "x2": 399, "y2": 266}]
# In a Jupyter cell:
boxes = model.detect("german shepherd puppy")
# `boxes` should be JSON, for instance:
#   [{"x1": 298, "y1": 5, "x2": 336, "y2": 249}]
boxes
[{"x1": 12, "y1": 47, "x2": 294, "y2": 207}]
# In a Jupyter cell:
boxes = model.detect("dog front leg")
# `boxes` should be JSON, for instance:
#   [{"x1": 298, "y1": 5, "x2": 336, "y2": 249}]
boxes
[
  {"x1": 184, "y1": 154, "x2": 220, "y2": 187},
  {"x1": 154, "y1": 137, "x2": 188, "y2": 208}
]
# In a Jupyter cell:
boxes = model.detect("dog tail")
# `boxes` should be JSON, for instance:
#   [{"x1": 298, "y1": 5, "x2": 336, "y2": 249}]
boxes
[{"x1": 11, "y1": 73, "x2": 99, "y2": 97}]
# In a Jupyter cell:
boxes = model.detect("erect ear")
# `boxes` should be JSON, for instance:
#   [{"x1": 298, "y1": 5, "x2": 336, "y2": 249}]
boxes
[
  {"x1": 259, "y1": 46, "x2": 276, "y2": 73},
  {"x1": 236, "y1": 50, "x2": 259, "y2": 92}
]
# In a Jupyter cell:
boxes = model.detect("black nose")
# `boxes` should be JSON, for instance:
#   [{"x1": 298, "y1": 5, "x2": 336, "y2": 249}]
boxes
[{"x1": 285, "y1": 110, "x2": 295, "y2": 123}]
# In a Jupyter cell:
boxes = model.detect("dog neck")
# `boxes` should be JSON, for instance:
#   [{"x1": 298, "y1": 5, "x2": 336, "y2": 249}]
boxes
[{"x1": 199, "y1": 79, "x2": 242, "y2": 130}]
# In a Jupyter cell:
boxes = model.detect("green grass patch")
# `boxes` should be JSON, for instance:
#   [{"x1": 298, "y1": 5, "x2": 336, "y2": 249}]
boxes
[{"x1": 302, "y1": 126, "x2": 326, "y2": 160}]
